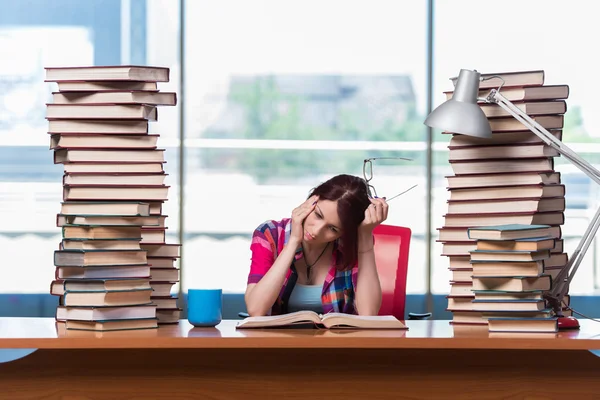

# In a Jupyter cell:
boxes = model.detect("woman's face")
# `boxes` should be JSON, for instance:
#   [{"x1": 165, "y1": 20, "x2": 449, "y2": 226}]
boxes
[{"x1": 303, "y1": 199, "x2": 343, "y2": 244}]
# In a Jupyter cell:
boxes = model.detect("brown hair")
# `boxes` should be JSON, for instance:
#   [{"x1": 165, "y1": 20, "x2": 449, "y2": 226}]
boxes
[{"x1": 308, "y1": 174, "x2": 371, "y2": 269}]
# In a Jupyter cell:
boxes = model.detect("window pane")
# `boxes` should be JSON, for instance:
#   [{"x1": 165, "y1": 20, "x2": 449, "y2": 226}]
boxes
[
  {"x1": 0, "y1": 0, "x2": 180, "y2": 294},
  {"x1": 183, "y1": 0, "x2": 428, "y2": 294},
  {"x1": 433, "y1": 0, "x2": 600, "y2": 295}
]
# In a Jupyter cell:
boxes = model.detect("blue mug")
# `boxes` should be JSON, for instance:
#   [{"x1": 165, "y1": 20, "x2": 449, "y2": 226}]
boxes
[{"x1": 187, "y1": 289, "x2": 222, "y2": 327}]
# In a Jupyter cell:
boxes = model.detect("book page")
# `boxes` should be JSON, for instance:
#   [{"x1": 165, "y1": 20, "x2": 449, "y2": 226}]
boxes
[
  {"x1": 236, "y1": 310, "x2": 321, "y2": 328},
  {"x1": 320, "y1": 313, "x2": 407, "y2": 329}
]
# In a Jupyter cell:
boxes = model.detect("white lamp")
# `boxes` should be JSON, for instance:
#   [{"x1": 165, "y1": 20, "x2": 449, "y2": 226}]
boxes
[{"x1": 426, "y1": 68, "x2": 600, "y2": 330}]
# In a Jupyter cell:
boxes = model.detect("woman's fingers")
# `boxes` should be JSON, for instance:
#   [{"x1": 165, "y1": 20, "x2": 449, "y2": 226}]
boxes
[{"x1": 367, "y1": 198, "x2": 388, "y2": 224}]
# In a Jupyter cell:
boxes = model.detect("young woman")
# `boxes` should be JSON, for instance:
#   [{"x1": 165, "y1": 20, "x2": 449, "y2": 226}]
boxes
[{"x1": 245, "y1": 174, "x2": 388, "y2": 316}]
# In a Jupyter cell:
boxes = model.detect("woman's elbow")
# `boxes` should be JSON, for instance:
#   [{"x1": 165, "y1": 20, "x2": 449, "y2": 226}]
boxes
[
  {"x1": 246, "y1": 305, "x2": 269, "y2": 317},
  {"x1": 244, "y1": 297, "x2": 269, "y2": 317}
]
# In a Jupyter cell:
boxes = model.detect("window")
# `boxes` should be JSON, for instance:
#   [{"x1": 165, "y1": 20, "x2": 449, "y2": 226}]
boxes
[
  {"x1": 0, "y1": 0, "x2": 180, "y2": 293},
  {"x1": 182, "y1": 0, "x2": 429, "y2": 293},
  {"x1": 433, "y1": 0, "x2": 600, "y2": 295}
]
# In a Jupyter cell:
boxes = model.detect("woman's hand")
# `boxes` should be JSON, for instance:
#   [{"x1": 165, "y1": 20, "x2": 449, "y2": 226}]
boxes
[
  {"x1": 289, "y1": 195, "x2": 319, "y2": 246},
  {"x1": 359, "y1": 197, "x2": 388, "y2": 234}
]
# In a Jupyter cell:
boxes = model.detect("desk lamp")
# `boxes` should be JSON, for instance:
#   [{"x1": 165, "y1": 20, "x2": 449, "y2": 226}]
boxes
[{"x1": 425, "y1": 69, "x2": 600, "y2": 330}]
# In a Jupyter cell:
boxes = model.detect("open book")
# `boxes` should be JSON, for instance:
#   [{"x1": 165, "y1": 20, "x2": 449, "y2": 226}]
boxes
[{"x1": 236, "y1": 311, "x2": 407, "y2": 330}]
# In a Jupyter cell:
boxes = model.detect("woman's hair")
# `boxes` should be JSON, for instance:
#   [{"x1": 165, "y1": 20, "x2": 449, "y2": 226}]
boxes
[{"x1": 308, "y1": 174, "x2": 371, "y2": 269}]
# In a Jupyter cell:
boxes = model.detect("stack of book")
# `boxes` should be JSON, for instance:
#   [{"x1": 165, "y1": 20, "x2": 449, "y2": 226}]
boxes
[
  {"x1": 438, "y1": 70, "x2": 570, "y2": 325},
  {"x1": 467, "y1": 224, "x2": 560, "y2": 333},
  {"x1": 45, "y1": 65, "x2": 181, "y2": 331}
]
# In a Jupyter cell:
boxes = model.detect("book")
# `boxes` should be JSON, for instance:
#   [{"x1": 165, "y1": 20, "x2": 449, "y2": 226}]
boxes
[
  {"x1": 472, "y1": 275, "x2": 552, "y2": 291},
  {"x1": 447, "y1": 198, "x2": 565, "y2": 214},
  {"x1": 56, "y1": 304, "x2": 157, "y2": 322},
  {"x1": 471, "y1": 299, "x2": 546, "y2": 312},
  {"x1": 150, "y1": 282, "x2": 176, "y2": 296},
  {"x1": 51, "y1": 91, "x2": 176, "y2": 106},
  {"x1": 438, "y1": 228, "x2": 473, "y2": 242},
  {"x1": 450, "y1": 158, "x2": 555, "y2": 175},
  {"x1": 63, "y1": 173, "x2": 167, "y2": 186},
  {"x1": 448, "y1": 144, "x2": 560, "y2": 161},
  {"x1": 444, "y1": 212, "x2": 564, "y2": 227},
  {"x1": 45, "y1": 65, "x2": 170, "y2": 82},
  {"x1": 450, "y1": 70, "x2": 544, "y2": 89},
  {"x1": 54, "y1": 249, "x2": 147, "y2": 266},
  {"x1": 146, "y1": 202, "x2": 164, "y2": 215},
  {"x1": 149, "y1": 268, "x2": 179, "y2": 281},
  {"x1": 488, "y1": 115, "x2": 563, "y2": 132},
  {"x1": 60, "y1": 239, "x2": 141, "y2": 251},
  {"x1": 473, "y1": 290, "x2": 544, "y2": 301},
  {"x1": 47, "y1": 119, "x2": 149, "y2": 134},
  {"x1": 447, "y1": 296, "x2": 474, "y2": 311},
  {"x1": 46, "y1": 104, "x2": 158, "y2": 120},
  {"x1": 50, "y1": 134, "x2": 159, "y2": 149},
  {"x1": 438, "y1": 226, "x2": 561, "y2": 243},
  {"x1": 61, "y1": 288, "x2": 153, "y2": 307},
  {"x1": 469, "y1": 249, "x2": 550, "y2": 262},
  {"x1": 55, "y1": 304, "x2": 157, "y2": 321},
  {"x1": 57, "y1": 81, "x2": 159, "y2": 92},
  {"x1": 470, "y1": 260, "x2": 544, "y2": 277},
  {"x1": 140, "y1": 243, "x2": 181, "y2": 258},
  {"x1": 142, "y1": 228, "x2": 167, "y2": 243},
  {"x1": 65, "y1": 317, "x2": 159, "y2": 331},
  {"x1": 478, "y1": 101, "x2": 566, "y2": 118},
  {"x1": 450, "y1": 269, "x2": 473, "y2": 282},
  {"x1": 60, "y1": 201, "x2": 150, "y2": 216},
  {"x1": 62, "y1": 225, "x2": 142, "y2": 240},
  {"x1": 449, "y1": 311, "x2": 487, "y2": 325},
  {"x1": 448, "y1": 185, "x2": 565, "y2": 201},
  {"x1": 147, "y1": 257, "x2": 177, "y2": 268},
  {"x1": 51, "y1": 278, "x2": 151, "y2": 295},
  {"x1": 467, "y1": 224, "x2": 554, "y2": 240},
  {"x1": 448, "y1": 256, "x2": 472, "y2": 269},
  {"x1": 448, "y1": 130, "x2": 563, "y2": 147},
  {"x1": 476, "y1": 237, "x2": 555, "y2": 252},
  {"x1": 156, "y1": 308, "x2": 181, "y2": 324},
  {"x1": 54, "y1": 148, "x2": 165, "y2": 163},
  {"x1": 444, "y1": 85, "x2": 569, "y2": 102},
  {"x1": 235, "y1": 311, "x2": 407, "y2": 329},
  {"x1": 449, "y1": 282, "x2": 473, "y2": 297},
  {"x1": 487, "y1": 317, "x2": 558, "y2": 333},
  {"x1": 482, "y1": 309, "x2": 555, "y2": 319},
  {"x1": 63, "y1": 185, "x2": 169, "y2": 201},
  {"x1": 63, "y1": 163, "x2": 164, "y2": 174},
  {"x1": 56, "y1": 265, "x2": 151, "y2": 279},
  {"x1": 57, "y1": 214, "x2": 163, "y2": 227},
  {"x1": 151, "y1": 296, "x2": 179, "y2": 309},
  {"x1": 446, "y1": 172, "x2": 561, "y2": 189},
  {"x1": 441, "y1": 242, "x2": 477, "y2": 256}
]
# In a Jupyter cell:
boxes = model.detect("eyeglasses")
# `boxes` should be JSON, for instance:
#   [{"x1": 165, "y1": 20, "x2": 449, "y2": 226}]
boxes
[{"x1": 363, "y1": 157, "x2": 418, "y2": 202}]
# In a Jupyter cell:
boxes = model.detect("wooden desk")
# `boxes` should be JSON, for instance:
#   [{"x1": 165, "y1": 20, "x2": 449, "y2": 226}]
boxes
[{"x1": 1, "y1": 318, "x2": 600, "y2": 399}]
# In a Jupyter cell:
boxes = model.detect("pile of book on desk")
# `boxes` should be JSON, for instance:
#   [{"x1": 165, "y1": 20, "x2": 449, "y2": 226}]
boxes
[
  {"x1": 436, "y1": 70, "x2": 570, "y2": 327},
  {"x1": 45, "y1": 65, "x2": 181, "y2": 331},
  {"x1": 466, "y1": 224, "x2": 568, "y2": 333}
]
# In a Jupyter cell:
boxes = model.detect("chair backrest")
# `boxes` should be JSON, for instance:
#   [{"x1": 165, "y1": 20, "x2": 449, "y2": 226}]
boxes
[{"x1": 373, "y1": 224, "x2": 411, "y2": 320}]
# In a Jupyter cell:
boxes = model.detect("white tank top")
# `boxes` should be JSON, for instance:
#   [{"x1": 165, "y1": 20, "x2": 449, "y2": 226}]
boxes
[{"x1": 287, "y1": 283, "x2": 323, "y2": 313}]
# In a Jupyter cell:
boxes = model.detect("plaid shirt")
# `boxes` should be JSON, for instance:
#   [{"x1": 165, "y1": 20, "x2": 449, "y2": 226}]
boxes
[{"x1": 248, "y1": 218, "x2": 358, "y2": 315}]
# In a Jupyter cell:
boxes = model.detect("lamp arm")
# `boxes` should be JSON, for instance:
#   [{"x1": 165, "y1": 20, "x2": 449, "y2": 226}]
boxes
[
  {"x1": 489, "y1": 90, "x2": 600, "y2": 185},
  {"x1": 488, "y1": 90, "x2": 600, "y2": 313}
]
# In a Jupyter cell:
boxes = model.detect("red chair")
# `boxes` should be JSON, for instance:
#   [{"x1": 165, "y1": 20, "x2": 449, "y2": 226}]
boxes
[{"x1": 373, "y1": 224, "x2": 412, "y2": 320}]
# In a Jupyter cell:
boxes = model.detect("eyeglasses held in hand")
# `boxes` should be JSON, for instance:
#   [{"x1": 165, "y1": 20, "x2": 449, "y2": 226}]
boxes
[{"x1": 363, "y1": 157, "x2": 418, "y2": 202}]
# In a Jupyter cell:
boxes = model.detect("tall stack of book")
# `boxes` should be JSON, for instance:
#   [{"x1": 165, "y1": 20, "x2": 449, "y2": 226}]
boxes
[
  {"x1": 438, "y1": 70, "x2": 570, "y2": 325},
  {"x1": 45, "y1": 66, "x2": 181, "y2": 331},
  {"x1": 467, "y1": 224, "x2": 561, "y2": 333}
]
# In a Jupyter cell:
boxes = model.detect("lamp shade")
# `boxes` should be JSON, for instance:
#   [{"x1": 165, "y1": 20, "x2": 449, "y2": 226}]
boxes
[{"x1": 424, "y1": 69, "x2": 492, "y2": 138}]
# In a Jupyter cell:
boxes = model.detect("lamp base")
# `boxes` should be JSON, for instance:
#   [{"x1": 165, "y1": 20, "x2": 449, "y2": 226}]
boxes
[{"x1": 558, "y1": 316, "x2": 580, "y2": 330}]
